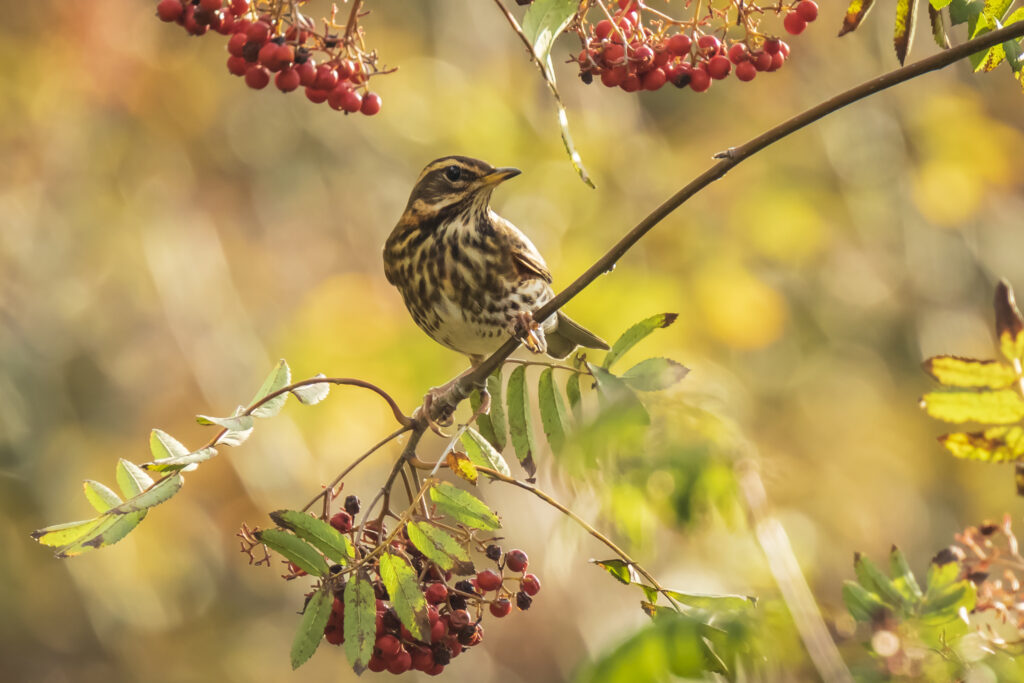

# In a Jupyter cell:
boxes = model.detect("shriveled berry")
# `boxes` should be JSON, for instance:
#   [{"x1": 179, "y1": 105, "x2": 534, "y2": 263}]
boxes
[
  {"x1": 381, "y1": 608, "x2": 402, "y2": 632},
  {"x1": 485, "y1": 544, "x2": 502, "y2": 562},
  {"x1": 448, "y1": 593, "x2": 467, "y2": 611},
  {"x1": 156, "y1": 0, "x2": 184, "y2": 23},
  {"x1": 375, "y1": 634, "x2": 402, "y2": 658},
  {"x1": 387, "y1": 649, "x2": 412, "y2": 674},
  {"x1": 489, "y1": 598, "x2": 512, "y2": 618},
  {"x1": 516, "y1": 591, "x2": 533, "y2": 610},
  {"x1": 360, "y1": 92, "x2": 381, "y2": 116},
  {"x1": 666, "y1": 33, "x2": 691, "y2": 55},
  {"x1": 736, "y1": 60, "x2": 757, "y2": 81},
  {"x1": 344, "y1": 494, "x2": 361, "y2": 515},
  {"x1": 330, "y1": 511, "x2": 352, "y2": 533},
  {"x1": 454, "y1": 579, "x2": 477, "y2": 595},
  {"x1": 432, "y1": 642, "x2": 452, "y2": 666},
  {"x1": 505, "y1": 549, "x2": 529, "y2": 573},
  {"x1": 425, "y1": 583, "x2": 448, "y2": 605},
  {"x1": 244, "y1": 65, "x2": 270, "y2": 89},
  {"x1": 521, "y1": 573, "x2": 541, "y2": 596},
  {"x1": 476, "y1": 569, "x2": 503, "y2": 592},
  {"x1": 456, "y1": 624, "x2": 477, "y2": 646},
  {"x1": 275, "y1": 68, "x2": 300, "y2": 92},
  {"x1": 707, "y1": 55, "x2": 731, "y2": 80},
  {"x1": 796, "y1": 0, "x2": 819, "y2": 22},
  {"x1": 448, "y1": 609, "x2": 471, "y2": 630},
  {"x1": 783, "y1": 12, "x2": 807, "y2": 35}
]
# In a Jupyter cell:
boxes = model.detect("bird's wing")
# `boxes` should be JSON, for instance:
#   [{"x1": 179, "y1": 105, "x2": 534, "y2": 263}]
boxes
[{"x1": 493, "y1": 214, "x2": 553, "y2": 283}]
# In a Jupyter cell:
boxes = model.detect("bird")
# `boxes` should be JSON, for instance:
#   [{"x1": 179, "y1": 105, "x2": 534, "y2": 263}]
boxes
[{"x1": 383, "y1": 155, "x2": 608, "y2": 418}]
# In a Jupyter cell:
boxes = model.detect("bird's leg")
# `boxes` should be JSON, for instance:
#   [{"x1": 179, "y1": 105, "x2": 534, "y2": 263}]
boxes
[
  {"x1": 510, "y1": 310, "x2": 547, "y2": 355},
  {"x1": 413, "y1": 361, "x2": 491, "y2": 436},
  {"x1": 468, "y1": 355, "x2": 491, "y2": 419}
]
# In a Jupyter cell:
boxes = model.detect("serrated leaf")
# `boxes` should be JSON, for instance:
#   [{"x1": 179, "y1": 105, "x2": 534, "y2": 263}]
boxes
[
  {"x1": 115, "y1": 459, "x2": 153, "y2": 498},
  {"x1": 257, "y1": 528, "x2": 329, "y2": 577},
  {"x1": 889, "y1": 546, "x2": 924, "y2": 602},
  {"x1": 854, "y1": 553, "x2": 908, "y2": 610},
  {"x1": 344, "y1": 571, "x2": 376, "y2": 675},
  {"x1": 31, "y1": 518, "x2": 104, "y2": 547},
  {"x1": 621, "y1": 358, "x2": 690, "y2": 392},
  {"x1": 940, "y1": 426, "x2": 1024, "y2": 462},
  {"x1": 379, "y1": 553, "x2": 430, "y2": 640},
  {"x1": 949, "y1": 0, "x2": 984, "y2": 25},
  {"x1": 894, "y1": 0, "x2": 919, "y2": 65},
  {"x1": 983, "y1": 0, "x2": 1013, "y2": 20},
  {"x1": 840, "y1": 0, "x2": 877, "y2": 35},
  {"x1": 929, "y1": 3, "x2": 952, "y2": 47},
  {"x1": 592, "y1": 558, "x2": 638, "y2": 585},
  {"x1": 196, "y1": 412, "x2": 255, "y2": 432},
  {"x1": 112, "y1": 473, "x2": 184, "y2": 513},
  {"x1": 589, "y1": 364, "x2": 650, "y2": 426},
  {"x1": 271, "y1": 510, "x2": 354, "y2": 565},
  {"x1": 55, "y1": 511, "x2": 146, "y2": 557},
  {"x1": 920, "y1": 389, "x2": 1024, "y2": 424},
  {"x1": 461, "y1": 428, "x2": 511, "y2": 478},
  {"x1": 603, "y1": 313, "x2": 678, "y2": 369},
  {"x1": 997, "y1": 280, "x2": 1024, "y2": 362},
  {"x1": 407, "y1": 521, "x2": 472, "y2": 574},
  {"x1": 472, "y1": 369, "x2": 506, "y2": 451},
  {"x1": 292, "y1": 374, "x2": 330, "y2": 405},
  {"x1": 291, "y1": 585, "x2": 332, "y2": 669},
  {"x1": 149, "y1": 429, "x2": 190, "y2": 461},
  {"x1": 446, "y1": 449, "x2": 479, "y2": 484},
  {"x1": 662, "y1": 590, "x2": 757, "y2": 612},
  {"x1": 143, "y1": 446, "x2": 216, "y2": 472},
  {"x1": 566, "y1": 372, "x2": 583, "y2": 422},
  {"x1": 251, "y1": 359, "x2": 291, "y2": 418},
  {"x1": 537, "y1": 368, "x2": 568, "y2": 453},
  {"x1": 83, "y1": 480, "x2": 122, "y2": 513},
  {"x1": 843, "y1": 581, "x2": 890, "y2": 621},
  {"x1": 923, "y1": 356, "x2": 1017, "y2": 389},
  {"x1": 428, "y1": 482, "x2": 501, "y2": 531},
  {"x1": 506, "y1": 364, "x2": 537, "y2": 477}
]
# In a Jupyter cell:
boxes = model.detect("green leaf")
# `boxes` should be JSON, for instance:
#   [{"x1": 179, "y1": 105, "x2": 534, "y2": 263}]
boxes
[
  {"x1": 428, "y1": 482, "x2": 501, "y2": 531},
  {"x1": 115, "y1": 459, "x2": 153, "y2": 498},
  {"x1": 894, "y1": 0, "x2": 919, "y2": 65},
  {"x1": 621, "y1": 358, "x2": 690, "y2": 392},
  {"x1": 113, "y1": 472, "x2": 184, "y2": 513},
  {"x1": 929, "y1": 3, "x2": 951, "y2": 47},
  {"x1": 920, "y1": 388, "x2": 1024, "y2": 424},
  {"x1": 922, "y1": 552, "x2": 976, "y2": 622},
  {"x1": 854, "y1": 553, "x2": 908, "y2": 610},
  {"x1": 589, "y1": 364, "x2": 650, "y2": 426},
  {"x1": 843, "y1": 581, "x2": 890, "y2": 621},
  {"x1": 931, "y1": 0, "x2": 953, "y2": 8},
  {"x1": 591, "y1": 558, "x2": 638, "y2": 585},
  {"x1": 196, "y1": 412, "x2": 255, "y2": 433},
  {"x1": 603, "y1": 313, "x2": 678, "y2": 369},
  {"x1": 251, "y1": 359, "x2": 291, "y2": 418},
  {"x1": 292, "y1": 374, "x2": 330, "y2": 405},
  {"x1": 344, "y1": 571, "x2": 376, "y2": 675},
  {"x1": 31, "y1": 518, "x2": 104, "y2": 548},
  {"x1": 407, "y1": 521, "x2": 472, "y2": 573},
  {"x1": 149, "y1": 428, "x2": 189, "y2": 460},
  {"x1": 256, "y1": 528, "x2": 329, "y2": 577},
  {"x1": 662, "y1": 590, "x2": 757, "y2": 612},
  {"x1": 566, "y1": 372, "x2": 583, "y2": 422},
  {"x1": 506, "y1": 364, "x2": 538, "y2": 477},
  {"x1": 537, "y1": 368, "x2": 569, "y2": 452},
  {"x1": 889, "y1": 546, "x2": 924, "y2": 602},
  {"x1": 839, "y1": 0, "x2": 877, "y2": 35},
  {"x1": 923, "y1": 356, "x2": 1017, "y2": 389},
  {"x1": 379, "y1": 553, "x2": 431, "y2": 640},
  {"x1": 83, "y1": 480, "x2": 122, "y2": 513},
  {"x1": 949, "y1": 0, "x2": 984, "y2": 26},
  {"x1": 461, "y1": 427, "x2": 512, "y2": 478},
  {"x1": 472, "y1": 369, "x2": 506, "y2": 451},
  {"x1": 291, "y1": 585, "x2": 332, "y2": 669},
  {"x1": 54, "y1": 511, "x2": 147, "y2": 558},
  {"x1": 983, "y1": 0, "x2": 1013, "y2": 20},
  {"x1": 270, "y1": 510, "x2": 355, "y2": 565},
  {"x1": 940, "y1": 426, "x2": 1024, "y2": 462},
  {"x1": 143, "y1": 446, "x2": 216, "y2": 472}
]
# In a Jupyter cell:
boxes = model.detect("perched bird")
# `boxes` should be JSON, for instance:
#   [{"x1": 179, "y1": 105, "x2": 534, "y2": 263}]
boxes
[{"x1": 383, "y1": 155, "x2": 608, "y2": 411}]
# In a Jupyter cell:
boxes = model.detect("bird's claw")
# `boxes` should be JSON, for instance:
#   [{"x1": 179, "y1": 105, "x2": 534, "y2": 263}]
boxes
[
  {"x1": 511, "y1": 311, "x2": 547, "y2": 355},
  {"x1": 417, "y1": 389, "x2": 454, "y2": 437}
]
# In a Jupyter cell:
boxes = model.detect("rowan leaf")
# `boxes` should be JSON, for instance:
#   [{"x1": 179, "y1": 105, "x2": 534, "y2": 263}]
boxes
[
  {"x1": 603, "y1": 313, "x2": 678, "y2": 369},
  {"x1": 929, "y1": 3, "x2": 952, "y2": 47},
  {"x1": 31, "y1": 518, "x2": 104, "y2": 548},
  {"x1": 923, "y1": 356, "x2": 1017, "y2": 389},
  {"x1": 461, "y1": 427, "x2": 511, "y2": 478},
  {"x1": 537, "y1": 368, "x2": 568, "y2": 453},
  {"x1": 566, "y1": 372, "x2": 583, "y2": 422},
  {"x1": 379, "y1": 553, "x2": 430, "y2": 640},
  {"x1": 920, "y1": 389, "x2": 1024, "y2": 424},
  {"x1": 407, "y1": 521, "x2": 472, "y2": 574},
  {"x1": 256, "y1": 528, "x2": 329, "y2": 577},
  {"x1": 115, "y1": 458, "x2": 153, "y2": 498},
  {"x1": 590, "y1": 364, "x2": 650, "y2": 426},
  {"x1": 428, "y1": 482, "x2": 501, "y2": 531},
  {"x1": 839, "y1": 0, "x2": 877, "y2": 35},
  {"x1": 291, "y1": 585, "x2": 332, "y2": 670},
  {"x1": 114, "y1": 472, "x2": 184, "y2": 513},
  {"x1": 292, "y1": 374, "x2": 331, "y2": 406},
  {"x1": 996, "y1": 279, "x2": 1024, "y2": 362},
  {"x1": 251, "y1": 359, "x2": 291, "y2": 418},
  {"x1": 621, "y1": 358, "x2": 690, "y2": 392},
  {"x1": 83, "y1": 480, "x2": 122, "y2": 513},
  {"x1": 344, "y1": 571, "x2": 376, "y2": 674},
  {"x1": 54, "y1": 511, "x2": 146, "y2": 558},
  {"x1": 506, "y1": 364, "x2": 537, "y2": 477},
  {"x1": 662, "y1": 590, "x2": 758, "y2": 612},
  {"x1": 270, "y1": 510, "x2": 355, "y2": 565},
  {"x1": 843, "y1": 581, "x2": 890, "y2": 621},
  {"x1": 472, "y1": 369, "x2": 506, "y2": 451},
  {"x1": 446, "y1": 449, "x2": 479, "y2": 485},
  {"x1": 894, "y1": 0, "x2": 919, "y2": 65},
  {"x1": 940, "y1": 426, "x2": 1024, "y2": 462},
  {"x1": 592, "y1": 558, "x2": 638, "y2": 585},
  {"x1": 143, "y1": 446, "x2": 216, "y2": 472}
]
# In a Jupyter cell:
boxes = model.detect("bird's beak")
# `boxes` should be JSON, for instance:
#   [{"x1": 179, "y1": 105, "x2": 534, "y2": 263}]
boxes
[{"x1": 480, "y1": 167, "x2": 522, "y2": 185}]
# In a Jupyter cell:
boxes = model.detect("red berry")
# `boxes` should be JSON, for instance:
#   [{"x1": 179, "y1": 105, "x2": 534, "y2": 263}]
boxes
[
  {"x1": 666, "y1": 33, "x2": 691, "y2": 55},
  {"x1": 227, "y1": 55, "x2": 248, "y2": 76},
  {"x1": 707, "y1": 55, "x2": 731, "y2": 80},
  {"x1": 427, "y1": 663, "x2": 445, "y2": 676},
  {"x1": 275, "y1": 68, "x2": 300, "y2": 92},
  {"x1": 641, "y1": 67, "x2": 666, "y2": 90},
  {"x1": 617, "y1": 0, "x2": 635, "y2": 8},
  {"x1": 736, "y1": 60, "x2": 757, "y2": 81},
  {"x1": 654, "y1": 48, "x2": 670, "y2": 67},
  {"x1": 156, "y1": 0, "x2": 183, "y2": 22},
  {"x1": 340, "y1": 88, "x2": 363, "y2": 113},
  {"x1": 244, "y1": 65, "x2": 270, "y2": 89},
  {"x1": 227, "y1": 32, "x2": 247, "y2": 57},
  {"x1": 595, "y1": 19, "x2": 613, "y2": 40},
  {"x1": 620, "y1": 72, "x2": 641, "y2": 92},
  {"x1": 727, "y1": 43, "x2": 748, "y2": 64},
  {"x1": 666, "y1": 62, "x2": 692, "y2": 87},
  {"x1": 375, "y1": 634, "x2": 402, "y2": 658},
  {"x1": 768, "y1": 51, "x2": 785, "y2": 71},
  {"x1": 296, "y1": 60, "x2": 317, "y2": 86},
  {"x1": 305, "y1": 87, "x2": 328, "y2": 103},
  {"x1": 183, "y1": 7, "x2": 208, "y2": 35},
  {"x1": 696, "y1": 34, "x2": 721, "y2": 55},
  {"x1": 286, "y1": 561, "x2": 306, "y2": 576},
  {"x1": 313, "y1": 64, "x2": 339, "y2": 90},
  {"x1": 325, "y1": 625, "x2": 345, "y2": 645},
  {"x1": 412, "y1": 648, "x2": 435, "y2": 672},
  {"x1": 430, "y1": 618, "x2": 447, "y2": 643},
  {"x1": 258, "y1": 42, "x2": 281, "y2": 69},
  {"x1": 783, "y1": 12, "x2": 807, "y2": 35},
  {"x1": 337, "y1": 59, "x2": 357, "y2": 79},
  {"x1": 274, "y1": 43, "x2": 294, "y2": 67},
  {"x1": 796, "y1": 0, "x2": 819, "y2": 22},
  {"x1": 230, "y1": 0, "x2": 249, "y2": 16},
  {"x1": 521, "y1": 573, "x2": 541, "y2": 596},
  {"x1": 449, "y1": 609, "x2": 471, "y2": 630},
  {"x1": 505, "y1": 549, "x2": 529, "y2": 572},
  {"x1": 387, "y1": 649, "x2": 412, "y2": 674},
  {"x1": 601, "y1": 67, "x2": 625, "y2": 87},
  {"x1": 764, "y1": 38, "x2": 782, "y2": 54},
  {"x1": 199, "y1": 0, "x2": 221, "y2": 11},
  {"x1": 425, "y1": 583, "x2": 448, "y2": 604},
  {"x1": 367, "y1": 655, "x2": 388, "y2": 673},
  {"x1": 752, "y1": 51, "x2": 773, "y2": 71},
  {"x1": 216, "y1": 15, "x2": 237, "y2": 38},
  {"x1": 330, "y1": 511, "x2": 352, "y2": 533},
  {"x1": 489, "y1": 598, "x2": 512, "y2": 618},
  {"x1": 779, "y1": 40, "x2": 791, "y2": 57},
  {"x1": 246, "y1": 20, "x2": 271, "y2": 43},
  {"x1": 603, "y1": 44, "x2": 626, "y2": 66},
  {"x1": 476, "y1": 569, "x2": 503, "y2": 592},
  {"x1": 632, "y1": 43, "x2": 655, "y2": 69}
]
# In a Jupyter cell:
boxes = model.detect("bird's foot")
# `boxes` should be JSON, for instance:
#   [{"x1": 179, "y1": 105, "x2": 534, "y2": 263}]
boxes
[
  {"x1": 511, "y1": 311, "x2": 547, "y2": 355},
  {"x1": 469, "y1": 387, "x2": 491, "y2": 423},
  {"x1": 414, "y1": 382, "x2": 458, "y2": 437}
]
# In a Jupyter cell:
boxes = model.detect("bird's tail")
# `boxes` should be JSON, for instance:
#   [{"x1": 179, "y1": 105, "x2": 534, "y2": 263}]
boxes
[{"x1": 545, "y1": 312, "x2": 609, "y2": 359}]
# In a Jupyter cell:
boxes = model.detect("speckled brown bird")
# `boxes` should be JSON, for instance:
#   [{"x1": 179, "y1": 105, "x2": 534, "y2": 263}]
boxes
[{"x1": 383, "y1": 155, "x2": 608, "y2": 370}]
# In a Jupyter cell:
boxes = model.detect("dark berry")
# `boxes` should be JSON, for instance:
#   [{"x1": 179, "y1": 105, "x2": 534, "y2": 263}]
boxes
[
  {"x1": 456, "y1": 624, "x2": 477, "y2": 646},
  {"x1": 344, "y1": 495, "x2": 361, "y2": 515},
  {"x1": 454, "y1": 579, "x2": 477, "y2": 595},
  {"x1": 448, "y1": 594, "x2": 467, "y2": 611},
  {"x1": 521, "y1": 573, "x2": 541, "y2": 596},
  {"x1": 431, "y1": 643, "x2": 452, "y2": 666},
  {"x1": 489, "y1": 598, "x2": 512, "y2": 618},
  {"x1": 505, "y1": 549, "x2": 529, "y2": 573},
  {"x1": 476, "y1": 569, "x2": 503, "y2": 592},
  {"x1": 485, "y1": 544, "x2": 502, "y2": 562},
  {"x1": 382, "y1": 607, "x2": 402, "y2": 632},
  {"x1": 515, "y1": 591, "x2": 533, "y2": 610},
  {"x1": 330, "y1": 511, "x2": 352, "y2": 533}
]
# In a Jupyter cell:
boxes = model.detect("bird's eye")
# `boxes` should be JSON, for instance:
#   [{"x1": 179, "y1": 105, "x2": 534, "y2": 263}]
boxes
[{"x1": 444, "y1": 165, "x2": 462, "y2": 182}]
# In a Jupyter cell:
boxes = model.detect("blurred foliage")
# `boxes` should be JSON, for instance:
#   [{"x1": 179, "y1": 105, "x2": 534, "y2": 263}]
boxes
[{"x1": 4, "y1": 0, "x2": 1024, "y2": 681}]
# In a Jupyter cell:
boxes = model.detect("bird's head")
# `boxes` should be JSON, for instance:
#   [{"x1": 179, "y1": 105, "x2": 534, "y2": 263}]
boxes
[{"x1": 402, "y1": 156, "x2": 521, "y2": 220}]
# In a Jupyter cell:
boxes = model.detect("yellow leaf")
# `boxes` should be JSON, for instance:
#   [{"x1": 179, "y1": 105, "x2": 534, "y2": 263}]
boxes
[
  {"x1": 446, "y1": 450, "x2": 478, "y2": 485},
  {"x1": 923, "y1": 355, "x2": 1017, "y2": 389},
  {"x1": 920, "y1": 389, "x2": 1024, "y2": 424}
]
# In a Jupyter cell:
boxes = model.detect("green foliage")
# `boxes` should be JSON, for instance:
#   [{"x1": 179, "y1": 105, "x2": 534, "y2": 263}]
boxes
[
  {"x1": 256, "y1": 528, "x2": 329, "y2": 577},
  {"x1": 269, "y1": 509, "x2": 354, "y2": 565},
  {"x1": 290, "y1": 585, "x2": 332, "y2": 670},
  {"x1": 894, "y1": 0, "x2": 919, "y2": 65},
  {"x1": 406, "y1": 521, "x2": 473, "y2": 574},
  {"x1": 428, "y1": 482, "x2": 502, "y2": 531},
  {"x1": 378, "y1": 553, "x2": 431, "y2": 641},
  {"x1": 343, "y1": 571, "x2": 376, "y2": 675},
  {"x1": 471, "y1": 368, "x2": 506, "y2": 451},
  {"x1": 506, "y1": 363, "x2": 539, "y2": 477},
  {"x1": 460, "y1": 427, "x2": 512, "y2": 477}
]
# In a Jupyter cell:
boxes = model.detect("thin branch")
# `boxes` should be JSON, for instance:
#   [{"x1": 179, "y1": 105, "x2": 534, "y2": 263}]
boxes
[
  {"x1": 243, "y1": 376, "x2": 413, "y2": 429},
  {"x1": 425, "y1": 20, "x2": 1024, "y2": 421}
]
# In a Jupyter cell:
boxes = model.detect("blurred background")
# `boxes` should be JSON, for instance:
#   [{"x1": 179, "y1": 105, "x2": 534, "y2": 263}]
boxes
[{"x1": 3, "y1": 1, "x2": 1024, "y2": 680}]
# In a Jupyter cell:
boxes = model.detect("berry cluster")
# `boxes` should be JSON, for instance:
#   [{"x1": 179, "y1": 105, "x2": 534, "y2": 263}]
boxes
[
  {"x1": 155, "y1": 0, "x2": 386, "y2": 115},
  {"x1": 575, "y1": 0, "x2": 819, "y2": 94},
  {"x1": 316, "y1": 498, "x2": 540, "y2": 675}
]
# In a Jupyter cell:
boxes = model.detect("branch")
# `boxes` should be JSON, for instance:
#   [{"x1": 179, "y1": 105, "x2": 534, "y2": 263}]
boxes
[{"x1": 426, "y1": 21, "x2": 1024, "y2": 419}]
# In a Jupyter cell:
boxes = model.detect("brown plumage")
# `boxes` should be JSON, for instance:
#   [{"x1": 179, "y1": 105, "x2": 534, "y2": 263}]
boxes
[{"x1": 383, "y1": 155, "x2": 608, "y2": 366}]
